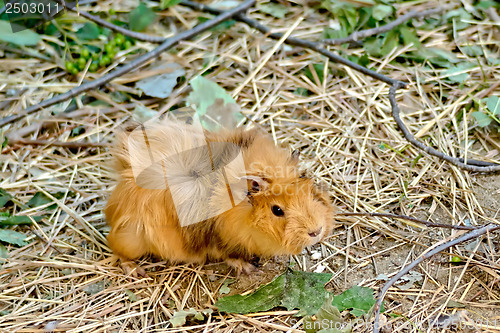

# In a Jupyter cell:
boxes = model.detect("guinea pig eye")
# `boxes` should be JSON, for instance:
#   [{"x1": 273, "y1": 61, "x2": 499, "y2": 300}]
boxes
[
  {"x1": 271, "y1": 205, "x2": 284, "y2": 217},
  {"x1": 251, "y1": 180, "x2": 260, "y2": 192}
]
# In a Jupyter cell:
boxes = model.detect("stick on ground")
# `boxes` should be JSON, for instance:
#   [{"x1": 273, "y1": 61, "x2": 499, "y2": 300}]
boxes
[
  {"x1": 389, "y1": 83, "x2": 500, "y2": 172},
  {"x1": 322, "y1": 7, "x2": 446, "y2": 46},
  {"x1": 0, "y1": 0, "x2": 256, "y2": 128},
  {"x1": 336, "y1": 212, "x2": 478, "y2": 230},
  {"x1": 372, "y1": 223, "x2": 500, "y2": 333}
]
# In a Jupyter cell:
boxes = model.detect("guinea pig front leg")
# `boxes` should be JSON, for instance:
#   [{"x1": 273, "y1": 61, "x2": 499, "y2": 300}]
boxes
[
  {"x1": 225, "y1": 258, "x2": 262, "y2": 277},
  {"x1": 107, "y1": 224, "x2": 149, "y2": 278},
  {"x1": 120, "y1": 260, "x2": 148, "y2": 278}
]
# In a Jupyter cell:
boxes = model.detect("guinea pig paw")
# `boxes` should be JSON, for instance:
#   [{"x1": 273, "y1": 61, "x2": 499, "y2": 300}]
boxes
[
  {"x1": 121, "y1": 261, "x2": 149, "y2": 278},
  {"x1": 226, "y1": 258, "x2": 262, "y2": 277}
]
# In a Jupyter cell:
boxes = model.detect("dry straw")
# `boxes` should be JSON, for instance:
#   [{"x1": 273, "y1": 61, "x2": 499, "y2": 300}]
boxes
[{"x1": 0, "y1": 0, "x2": 499, "y2": 332}]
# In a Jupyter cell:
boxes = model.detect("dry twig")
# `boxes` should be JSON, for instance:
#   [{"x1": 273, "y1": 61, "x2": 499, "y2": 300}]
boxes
[
  {"x1": 322, "y1": 7, "x2": 446, "y2": 46},
  {"x1": 336, "y1": 212, "x2": 477, "y2": 230},
  {"x1": 372, "y1": 223, "x2": 500, "y2": 333},
  {"x1": 6, "y1": 138, "x2": 110, "y2": 149},
  {"x1": 64, "y1": 2, "x2": 166, "y2": 43},
  {"x1": 182, "y1": 1, "x2": 500, "y2": 173},
  {"x1": 0, "y1": 0, "x2": 256, "y2": 127},
  {"x1": 389, "y1": 83, "x2": 500, "y2": 172},
  {"x1": 180, "y1": 0, "x2": 405, "y2": 87}
]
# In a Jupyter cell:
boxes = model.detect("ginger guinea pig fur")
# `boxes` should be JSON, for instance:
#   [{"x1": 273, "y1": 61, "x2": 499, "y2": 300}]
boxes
[{"x1": 105, "y1": 120, "x2": 334, "y2": 274}]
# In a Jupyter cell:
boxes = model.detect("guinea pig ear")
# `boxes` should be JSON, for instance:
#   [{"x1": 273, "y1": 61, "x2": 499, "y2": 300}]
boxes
[
  {"x1": 241, "y1": 175, "x2": 270, "y2": 194},
  {"x1": 122, "y1": 121, "x2": 142, "y2": 133},
  {"x1": 311, "y1": 184, "x2": 332, "y2": 207},
  {"x1": 290, "y1": 149, "x2": 300, "y2": 163}
]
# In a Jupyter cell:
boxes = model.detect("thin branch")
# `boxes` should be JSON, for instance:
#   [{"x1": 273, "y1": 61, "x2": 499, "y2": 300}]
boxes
[
  {"x1": 389, "y1": 83, "x2": 500, "y2": 172},
  {"x1": 6, "y1": 138, "x2": 110, "y2": 148},
  {"x1": 64, "y1": 3, "x2": 166, "y2": 43},
  {"x1": 336, "y1": 212, "x2": 477, "y2": 230},
  {"x1": 182, "y1": 1, "x2": 500, "y2": 173},
  {"x1": 372, "y1": 223, "x2": 500, "y2": 333},
  {"x1": 322, "y1": 7, "x2": 446, "y2": 46},
  {"x1": 0, "y1": 0, "x2": 256, "y2": 128},
  {"x1": 179, "y1": 0, "x2": 406, "y2": 87}
]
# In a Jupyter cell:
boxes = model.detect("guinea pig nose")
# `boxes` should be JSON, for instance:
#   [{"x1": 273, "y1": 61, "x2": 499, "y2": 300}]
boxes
[{"x1": 308, "y1": 227, "x2": 323, "y2": 238}]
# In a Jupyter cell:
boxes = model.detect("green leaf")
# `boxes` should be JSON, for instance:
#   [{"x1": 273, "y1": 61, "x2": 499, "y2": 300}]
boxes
[
  {"x1": 27, "y1": 192, "x2": 52, "y2": 207},
  {"x1": 446, "y1": 300, "x2": 466, "y2": 308},
  {"x1": 476, "y1": 0, "x2": 500, "y2": 9},
  {"x1": 400, "y1": 27, "x2": 420, "y2": 48},
  {"x1": 471, "y1": 111, "x2": 492, "y2": 127},
  {"x1": 219, "y1": 284, "x2": 231, "y2": 295},
  {"x1": 0, "y1": 21, "x2": 41, "y2": 46},
  {"x1": 76, "y1": 22, "x2": 100, "y2": 41},
  {"x1": 0, "y1": 229, "x2": 28, "y2": 246},
  {"x1": 160, "y1": 0, "x2": 182, "y2": 9},
  {"x1": 215, "y1": 269, "x2": 332, "y2": 315},
  {"x1": 331, "y1": 285, "x2": 380, "y2": 317},
  {"x1": 133, "y1": 104, "x2": 157, "y2": 123},
  {"x1": 0, "y1": 243, "x2": 8, "y2": 262},
  {"x1": 219, "y1": 278, "x2": 235, "y2": 295},
  {"x1": 410, "y1": 48, "x2": 460, "y2": 67},
  {"x1": 322, "y1": 27, "x2": 348, "y2": 40},
  {"x1": 259, "y1": 3, "x2": 289, "y2": 19},
  {"x1": 0, "y1": 215, "x2": 41, "y2": 226},
  {"x1": 445, "y1": 8, "x2": 472, "y2": 30},
  {"x1": 216, "y1": 274, "x2": 284, "y2": 313},
  {"x1": 372, "y1": 4, "x2": 393, "y2": 21},
  {"x1": 442, "y1": 62, "x2": 476, "y2": 83},
  {"x1": 169, "y1": 308, "x2": 213, "y2": 327},
  {"x1": 197, "y1": 16, "x2": 236, "y2": 31},
  {"x1": 363, "y1": 37, "x2": 383, "y2": 57},
  {"x1": 27, "y1": 191, "x2": 64, "y2": 209},
  {"x1": 129, "y1": 3, "x2": 156, "y2": 32},
  {"x1": 282, "y1": 270, "x2": 333, "y2": 316},
  {"x1": 486, "y1": 96, "x2": 500, "y2": 116},
  {"x1": 294, "y1": 87, "x2": 311, "y2": 97},
  {"x1": 380, "y1": 29, "x2": 399, "y2": 55},
  {"x1": 187, "y1": 76, "x2": 243, "y2": 131},
  {"x1": 321, "y1": 1, "x2": 360, "y2": 32},
  {"x1": 304, "y1": 298, "x2": 351, "y2": 333},
  {"x1": 0, "y1": 189, "x2": 12, "y2": 208},
  {"x1": 84, "y1": 280, "x2": 108, "y2": 295},
  {"x1": 125, "y1": 289, "x2": 138, "y2": 302},
  {"x1": 461, "y1": 45, "x2": 484, "y2": 57},
  {"x1": 136, "y1": 63, "x2": 185, "y2": 98},
  {"x1": 304, "y1": 64, "x2": 326, "y2": 85},
  {"x1": 396, "y1": 270, "x2": 423, "y2": 290}
]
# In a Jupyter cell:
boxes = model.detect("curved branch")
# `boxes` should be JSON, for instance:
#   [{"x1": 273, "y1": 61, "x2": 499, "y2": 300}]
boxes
[
  {"x1": 64, "y1": 3, "x2": 166, "y2": 43},
  {"x1": 336, "y1": 212, "x2": 477, "y2": 230},
  {"x1": 180, "y1": 0, "x2": 406, "y2": 87},
  {"x1": 372, "y1": 223, "x2": 500, "y2": 333},
  {"x1": 182, "y1": 1, "x2": 500, "y2": 173},
  {"x1": 0, "y1": 0, "x2": 255, "y2": 128},
  {"x1": 322, "y1": 7, "x2": 446, "y2": 46},
  {"x1": 389, "y1": 83, "x2": 500, "y2": 172}
]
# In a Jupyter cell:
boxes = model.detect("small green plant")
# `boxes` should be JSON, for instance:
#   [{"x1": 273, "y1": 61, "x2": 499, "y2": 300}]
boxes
[
  {"x1": 471, "y1": 96, "x2": 500, "y2": 128},
  {"x1": 214, "y1": 269, "x2": 383, "y2": 332},
  {"x1": 0, "y1": 189, "x2": 67, "y2": 255},
  {"x1": 64, "y1": 31, "x2": 135, "y2": 76}
]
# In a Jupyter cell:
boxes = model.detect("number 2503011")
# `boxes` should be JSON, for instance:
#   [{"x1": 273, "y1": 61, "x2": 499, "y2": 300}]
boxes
[{"x1": 4, "y1": 2, "x2": 59, "y2": 15}]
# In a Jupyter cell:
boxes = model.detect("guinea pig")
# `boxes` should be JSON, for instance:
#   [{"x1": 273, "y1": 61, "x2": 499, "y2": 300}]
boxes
[{"x1": 105, "y1": 119, "x2": 334, "y2": 275}]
